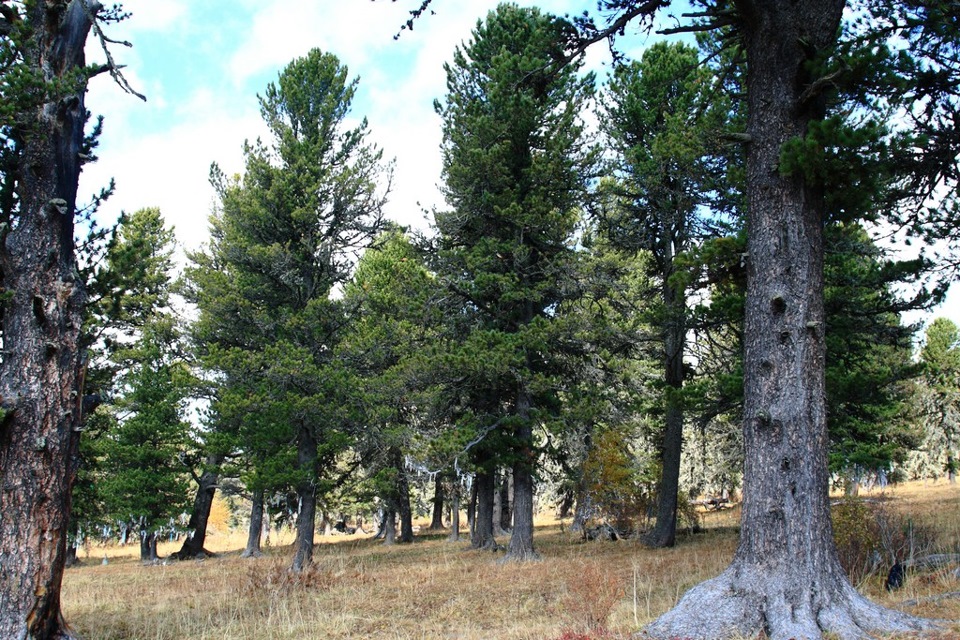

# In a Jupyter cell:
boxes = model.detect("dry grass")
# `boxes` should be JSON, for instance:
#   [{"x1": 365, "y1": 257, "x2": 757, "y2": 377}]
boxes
[{"x1": 62, "y1": 481, "x2": 960, "y2": 639}]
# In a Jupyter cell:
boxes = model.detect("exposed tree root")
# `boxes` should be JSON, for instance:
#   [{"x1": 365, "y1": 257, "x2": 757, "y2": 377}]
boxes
[{"x1": 640, "y1": 566, "x2": 942, "y2": 640}]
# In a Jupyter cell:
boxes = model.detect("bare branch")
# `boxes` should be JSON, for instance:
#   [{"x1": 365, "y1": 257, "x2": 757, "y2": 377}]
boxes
[
  {"x1": 798, "y1": 64, "x2": 847, "y2": 106},
  {"x1": 565, "y1": 0, "x2": 670, "y2": 65},
  {"x1": 79, "y1": 0, "x2": 146, "y2": 101}
]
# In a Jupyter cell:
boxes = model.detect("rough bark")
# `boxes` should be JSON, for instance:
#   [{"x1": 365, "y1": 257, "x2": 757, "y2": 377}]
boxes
[
  {"x1": 172, "y1": 454, "x2": 221, "y2": 560},
  {"x1": 291, "y1": 423, "x2": 318, "y2": 572},
  {"x1": 428, "y1": 475, "x2": 445, "y2": 530},
  {"x1": 139, "y1": 532, "x2": 158, "y2": 563},
  {"x1": 388, "y1": 447, "x2": 414, "y2": 544},
  {"x1": 505, "y1": 390, "x2": 538, "y2": 561},
  {"x1": 570, "y1": 428, "x2": 594, "y2": 534},
  {"x1": 571, "y1": 492, "x2": 593, "y2": 535},
  {"x1": 0, "y1": 2, "x2": 98, "y2": 638},
  {"x1": 471, "y1": 468, "x2": 497, "y2": 550},
  {"x1": 447, "y1": 479, "x2": 461, "y2": 542},
  {"x1": 241, "y1": 489, "x2": 265, "y2": 558},
  {"x1": 644, "y1": 1, "x2": 938, "y2": 637},
  {"x1": 373, "y1": 508, "x2": 386, "y2": 540},
  {"x1": 645, "y1": 266, "x2": 686, "y2": 549},
  {"x1": 492, "y1": 468, "x2": 506, "y2": 536},
  {"x1": 382, "y1": 507, "x2": 397, "y2": 545}
]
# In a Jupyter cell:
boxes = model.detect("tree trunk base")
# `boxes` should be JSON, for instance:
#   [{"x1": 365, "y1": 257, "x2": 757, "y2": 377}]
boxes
[
  {"x1": 641, "y1": 526, "x2": 675, "y2": 549},
  {"x1": 499, "y1": 548, "x2": 541, "y2": 563},
  {"x1": 472, "y1": 538, "x2": 501, "y2": 552},
  {"x1": 240, "y1": 549, "x2": 263, "y2": 559},
  {"x1": 170, "y1": 547, "x2": 216, "y2": 561},
  {"x1": 641, "y1": 566, "x2": 940, "y2": 640}
]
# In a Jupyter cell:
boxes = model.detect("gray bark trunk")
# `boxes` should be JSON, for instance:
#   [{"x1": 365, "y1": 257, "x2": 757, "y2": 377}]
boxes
[
  {"x1": 447, "y1": 479, "x2": 461, "y2": 542},
  {"x1": 173, "y1": 454, "x2": 221, "y2": 559},
  {"x1": 291, "y1": 423, "x2": 318, "y2": 572},
  {"x1": 570, "y1": 428, "x2": 594, "y2": 534},
  {"x1": 505, "y1": 390, "x2": 538, "y2": 561},
  {"x1": 242, "y1": 489, "x2": 264, "y2": 558},
  {"x1": 429, "y1": 475, "x2": 445, "y2": 530},
  {"x1": 139, "y1": 532, "x2": 158, "y2": 563},
  {"x1": 646, "y1": 265, "x2": 686, "y2": 548},
  {"x1": 397, "y1": 472, "x2": 414, "y2": 544},
  {"x1": 471, "y1": 468, "x2": 496, "y2": 550},
  {"x1": 467, "y1": 476, "x2": 477, "y2": 538},
  {"x1": 388, "y1": 446, "x2": 414, "y2": 543},
  {"x1": 645, "y1": 1, "x2": 937, "y2": 637},
  {"x1": 0, "y1": 3, "x2": 98, "y2": 638},
  {"x1": 382, "y1": 507, "x2": 396, "y2": 545},
  {"x1": 492, "y1": 468, "x2": 506, "y2": 536},
  {"x1": 500, "y1": 468, "x2": 513, "y2": 532}
]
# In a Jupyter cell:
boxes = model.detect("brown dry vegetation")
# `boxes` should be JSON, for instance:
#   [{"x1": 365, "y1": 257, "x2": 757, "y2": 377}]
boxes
[{"x1": 62, "y1": 481, "x2": 960, "y2": 639}]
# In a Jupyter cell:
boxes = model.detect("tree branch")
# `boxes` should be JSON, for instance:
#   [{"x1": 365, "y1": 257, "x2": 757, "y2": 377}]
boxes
[
  {"x1": 565, "y1": 0, "x2": 671, "y2": 65},
  {"x1": 798, "y1": 64, "x2": 847, "y2": 106},
  {"x1": 79, "y1": 0, "x2": 146, "y2": 101}
]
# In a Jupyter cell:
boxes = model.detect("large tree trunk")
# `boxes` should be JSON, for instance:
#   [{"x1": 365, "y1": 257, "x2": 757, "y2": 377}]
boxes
[
  {"x1": 242, "y1": 489, "x2": 265, "y2": 558},
  {"x1": 396, "y1": 463, "x2": 414, "y2": 544},
  {"x1": 0, "y1": 3, "x2": 98, "y2": 638},
  {"x1": 471, "y1": 468, "x2": 497, "y2": 550},
  {"x1": 645, "y1": 1, "x2": 935, "y2": 638},
  {"x1": 291, "y1": 424, "x2": 318, "y2": 572},
  {"x1": 172, "y1": 454, "x2": 221, "y2": 560},
  {"x1": 645, "y1": 267, "x2": 686, "y2": 548},
  {"x1": 139, "y1": 532, "x2": 159, "y2": 563},
  {"x1": 428, "y1": 475, "x2": 445, "y2": 530},
  {"x1": 505, "y1": 390, "x2": 538, "y2": 561}
]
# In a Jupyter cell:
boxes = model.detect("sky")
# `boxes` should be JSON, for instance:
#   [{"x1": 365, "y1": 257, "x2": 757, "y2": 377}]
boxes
[
  {"x1": 78, "y1": 0, "x2": 957, "y2": 331},
  {"x1": 79, "y1": 0, "x2": 637, "y2": 247}
]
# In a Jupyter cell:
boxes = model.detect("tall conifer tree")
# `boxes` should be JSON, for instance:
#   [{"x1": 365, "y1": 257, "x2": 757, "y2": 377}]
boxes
[
  {"x1": 433, "y1": 4, "x2": 595, "y2": 560},
  {"x1": 186, "y1": 48, "x2": 389, "y2": 571}
]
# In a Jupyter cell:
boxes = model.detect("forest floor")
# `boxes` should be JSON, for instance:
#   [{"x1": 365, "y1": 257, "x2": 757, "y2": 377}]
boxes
[{"x1": 62, "y1": 480, "x2": 960, "y2": 639}]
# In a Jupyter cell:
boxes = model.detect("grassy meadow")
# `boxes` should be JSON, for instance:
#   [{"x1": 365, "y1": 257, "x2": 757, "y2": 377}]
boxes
[{"x1": 62, "y1": 481, "x2": 960, "y2": 639}]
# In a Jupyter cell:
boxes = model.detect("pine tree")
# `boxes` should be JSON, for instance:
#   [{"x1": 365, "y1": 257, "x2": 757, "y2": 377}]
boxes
[
  {"x1": 433, "y1": 4, "x2": 596, "y2": 560},
  {"x1": 917, "y1": 318, "x2": 960, "y2": 483},
  {"x1": 341, "y1": 230, "x2": 441, "y2": 544},
  {"x1": 186, "y1": 48, "x2": 389, "y2": 571},
  {"x1": 600, "y1": 40, "x2": 733, "y2": 548},
  {"x1": 97, "y1": 316, "x2": 192, "y2": 562}
]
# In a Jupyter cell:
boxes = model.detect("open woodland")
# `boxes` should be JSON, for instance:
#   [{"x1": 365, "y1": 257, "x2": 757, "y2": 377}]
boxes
[
  {"x1": 3, "y1": 1, "x2": 960, "y2": 638},
  {"x1": 62, "y1": 481, "x2": 960, "y2": 640}
]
